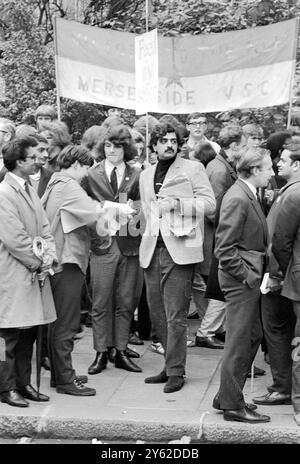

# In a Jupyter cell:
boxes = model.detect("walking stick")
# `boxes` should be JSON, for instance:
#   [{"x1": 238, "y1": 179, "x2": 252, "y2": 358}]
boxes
[{"x1": 32, "y1": 237, "x2": 54, "y2": 399}]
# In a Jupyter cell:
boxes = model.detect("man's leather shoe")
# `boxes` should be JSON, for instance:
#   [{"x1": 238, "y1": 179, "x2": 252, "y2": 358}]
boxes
[
  {"x1": 125, "y1": 346, "x2": 140, "y2": 358},
  {"x1": 195, "y1": 336, "x2": 224, "y2": 349},
  {"x1": 252, "y1": 391, "x2": 291, "y2": 405},
  {"x1": 41, "y1": 357, "x2": 51, "y2": 371},
  {"x1": 247, "y1": 365, "x2": 266, "y2": 378},
  {"x1": 115, "y1": 350, "x2": 142, "y2": 372},
  {"x1": 215, "y1": 332, "x2": 226, "y2": 343},
  {"x1": 163, "y1": 375, "x2": 185, "y2": 393},
  {"x1": 145, "y1": 370, "x2": 168, "y2": 384},
  {"x1": 19, "y1": 385, "x2": 49, "y2": 402},
  {"x1": 212, "y1": 394, "x2": 257, "y2": 411},
  {"x1": 128, "y1": 332, "x2": 144, "y2": 346},
  {"x1": 108, "y1": 347, "x2": 116, "y2": 363},
  {"x1": 56, "y1": 379, "x2": 96, "y2": 396},
  {"x1": 224, "y1": 406, "x2": 270, "y2": 423},
  {"x1": 88, "y1": 352, "x2": 108, "y2": 375},
  {"x1": 51, "y1": 375, "x2": 88, "y2": 388},
  {"x1": 0, "y1": 390, "x2": 29, "y2": 408}
]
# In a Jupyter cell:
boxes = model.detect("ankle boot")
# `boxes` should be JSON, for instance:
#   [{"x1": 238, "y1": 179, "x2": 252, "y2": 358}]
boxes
[
  {"x1": 88, "y1": 351, "x2": 108, "y2": 375},
  {"x1": 115, "y1": 350, "x2": 142, "y2": 373}
]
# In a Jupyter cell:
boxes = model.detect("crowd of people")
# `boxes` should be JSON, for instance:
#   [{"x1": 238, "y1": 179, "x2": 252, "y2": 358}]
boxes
[{"x1": 0, "y1": 104, "x2": 300, "y2": 427}]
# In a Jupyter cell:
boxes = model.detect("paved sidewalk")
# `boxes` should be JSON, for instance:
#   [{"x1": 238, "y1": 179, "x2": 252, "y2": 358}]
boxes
[{"x1": 0, "y1": 322, "x2": 300, "y2": 444}]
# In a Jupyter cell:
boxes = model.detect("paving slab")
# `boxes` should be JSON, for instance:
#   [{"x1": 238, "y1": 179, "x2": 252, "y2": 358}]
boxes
[{"x1": 0, "y1": 326, "x2": 300, "y2": 443}]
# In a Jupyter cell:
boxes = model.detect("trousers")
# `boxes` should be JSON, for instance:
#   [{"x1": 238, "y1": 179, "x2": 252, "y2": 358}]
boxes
[
  {"x1": 0, "y1": 327, "x2": 37, "y2": 392},
  {"x1": 218, "y1": 269, "x2": 262, "y2": 409},
  {"x1": 49, "y1": 263, "x2": 84, "y2": 385},
  {"x1": 144, "y1": 246, "x2": 194, "y2": 376}
]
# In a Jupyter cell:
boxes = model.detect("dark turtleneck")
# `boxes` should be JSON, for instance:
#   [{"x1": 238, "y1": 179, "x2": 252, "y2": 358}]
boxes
[{"x1": 154, "y1": 155, "x2": 177, "y2": 195}]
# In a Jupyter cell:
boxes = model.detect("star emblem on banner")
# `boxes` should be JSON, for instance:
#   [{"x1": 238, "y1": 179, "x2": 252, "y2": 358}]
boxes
[{"x1": 165, "y1": 69, "x2": 184, "y2": 88}]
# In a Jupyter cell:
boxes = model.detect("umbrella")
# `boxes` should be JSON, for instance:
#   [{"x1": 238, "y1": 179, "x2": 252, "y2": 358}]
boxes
[{"x1": 32, "y1": 237, "x2": 54, "y2": 398}]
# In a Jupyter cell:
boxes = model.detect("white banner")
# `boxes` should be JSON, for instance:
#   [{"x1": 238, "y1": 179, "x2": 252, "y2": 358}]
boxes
[
  {"x1": 135, "y1": 29, "x2": 158, "y2": 114},
  {"x1": 55, "y1": 18, "x2": 298, "y2": 113}
]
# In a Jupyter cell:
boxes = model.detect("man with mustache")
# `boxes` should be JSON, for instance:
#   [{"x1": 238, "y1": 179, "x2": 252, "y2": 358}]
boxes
[{"x1": 139, "y1": 122, "x2": 215, "y2": 393}]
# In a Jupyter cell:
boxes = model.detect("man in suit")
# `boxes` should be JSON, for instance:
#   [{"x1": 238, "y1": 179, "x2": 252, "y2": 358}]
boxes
[
  {"x1": 252, "y1": 147, "x2": 298, "y2": 408},
  {"x1": 194, "y1": 125, "x2": 245, "y2": 349},
  {"x1": 84, "y1": 125, "x2": 142, "y2": 375},
  {"x1": 213, "y1": 147, "x2": 273, "y2": 423},
  {"x1": 29, "y1": 134, "x2": 52, "y2": 198},
  {"x1": 0, "y1": 136, "x2": 57, "y2": 407},
  {"x1": 272, "y1": 148, "x2": 300, "y2": 426},
  {"x1": 139, "y1": 122, "x2": 215, "y2": 393}
]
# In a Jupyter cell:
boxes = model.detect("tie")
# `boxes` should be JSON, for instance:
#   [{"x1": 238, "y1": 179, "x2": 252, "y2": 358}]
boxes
[
  {"x1": 256, "y1": 189, "x2": 263, "y2": 211},
  {"x1": 110, "y1": 167, "x2": 118, "y2": 194},
  {"x1": 24, "y1": 181, "x2": 31, "y2": 197}
]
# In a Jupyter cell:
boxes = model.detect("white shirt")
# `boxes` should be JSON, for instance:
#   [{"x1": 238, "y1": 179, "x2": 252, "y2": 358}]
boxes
[
  {"x1": 29, "y1": 170, "x2": 41, "y2": 191},
  {"x1": 9, "y1": 172, "x2": 26, "y2": 189},
  {"x1": 105, "y1": 159, "x2": 126, "y2": 188},
  {"x1": 240, "y1": 178, "x2": 257, "y2": 199}
]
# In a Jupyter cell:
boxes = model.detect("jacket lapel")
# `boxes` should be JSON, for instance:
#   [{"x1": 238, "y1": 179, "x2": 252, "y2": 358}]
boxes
[
  {"x1": 162, "y1": 155, "x2": 181, "y2": 186},
  {"x1": 118, "y1": 163, "x2": 133, "y2": 192},
  {"x1": 145, "y1": 164, "x2": 157, "y2": 201},
  {"x1": 97, "y1": 161, "x2": 116, "y2": 199},
  {"x1": 237, "y1": 179, "x2": 268, "y2": 246},
  {"x1": 5, "y1": 173, "x2": 36, "y2": 211}
]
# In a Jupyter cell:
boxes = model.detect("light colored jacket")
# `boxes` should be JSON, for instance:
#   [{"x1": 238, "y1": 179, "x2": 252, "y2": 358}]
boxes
[
  {"x1": 0, "y1": 173, "x2": 57, "y2": 328},
  {"x1": 139, "y1": 156, "x2": 215, "y2": 268}
]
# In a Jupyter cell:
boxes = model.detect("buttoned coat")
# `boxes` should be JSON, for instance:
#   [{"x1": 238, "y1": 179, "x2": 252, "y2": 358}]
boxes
[
  {"x1": 83, "y1": 160, "x2": 141, "y2": 256},
  {"x1": 215, "y1": 179, "x2": 269, "y2": 287},
  {"x1": 139, "y1": 155, "x2": 216, "y2": 268},
  {"x1": 272, "y1": 179, "x2": 300, "y2": 301},
  {"x1": 0, "y1": 173, "x2": 57, "y2": 328}
]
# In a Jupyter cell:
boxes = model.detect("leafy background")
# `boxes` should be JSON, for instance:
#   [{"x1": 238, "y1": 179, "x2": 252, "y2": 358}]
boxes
[{"x1": 1, "y1": 0, "x2": 300, "y2": 141}]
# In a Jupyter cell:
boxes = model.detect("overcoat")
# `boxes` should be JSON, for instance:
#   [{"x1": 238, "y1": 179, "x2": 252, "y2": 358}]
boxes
[{"x1": 0, "y1": 173, "x2": 57, "y2": 328}]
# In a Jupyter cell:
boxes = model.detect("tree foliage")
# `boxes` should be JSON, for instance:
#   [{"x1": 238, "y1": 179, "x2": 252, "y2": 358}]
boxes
[{"x1": 1, "y1": 0, "x2": 300, "y2": 140}]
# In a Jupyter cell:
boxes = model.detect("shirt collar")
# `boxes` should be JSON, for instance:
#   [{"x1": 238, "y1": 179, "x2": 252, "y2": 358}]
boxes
[
  {"x1": 9, "y1": 172, "x2": 26, "y2": 189},
  {"x1": 105, "y1": 159, "x2": 125, "y2": 175},
  {"x1": 239, "y1": 178, "x2": 257, "y2": 197}
]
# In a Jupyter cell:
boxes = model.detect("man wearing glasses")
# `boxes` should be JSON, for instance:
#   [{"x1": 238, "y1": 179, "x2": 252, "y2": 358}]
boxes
[
  {"x1": 0, "y1": 136, "x2": 56, "y2": 407},
  {"x1": 186, "y1": 112, "x2": 220, "y2": 158}
]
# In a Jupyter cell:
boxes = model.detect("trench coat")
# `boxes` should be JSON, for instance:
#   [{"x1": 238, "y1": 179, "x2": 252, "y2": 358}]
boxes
[{"x1": 0, "y1": 173, "x2": 57, "y2": 328}]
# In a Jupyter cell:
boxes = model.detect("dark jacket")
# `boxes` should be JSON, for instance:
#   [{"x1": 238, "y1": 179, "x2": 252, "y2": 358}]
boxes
[
  {"x1": 205, "y1": 150, "x2": 238, "y2": 299},
  {"x1": 215, "y1": 179, "x2": 268, "y2": 287},
  {"x1": 272, "y1": 179, "x2": 300, "y2": 301},
  {"x1": 83, "y1": 160, "x2": 141, "y2": 256}
]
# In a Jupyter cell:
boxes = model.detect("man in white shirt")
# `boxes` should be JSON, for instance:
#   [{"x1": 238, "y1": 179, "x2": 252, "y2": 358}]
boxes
[
  {"x1": 213, "y1": 147, "x2": 274, "y2": 423},
  {"x1": 0, "y1": 136, "x2": 56, "y2": 407},
  {"x1": 84, "y1": 126, "x2": 143, "y2": 376},
  {"x1": 28, "y1": 134, "x2": 52, "y2": 198}
]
